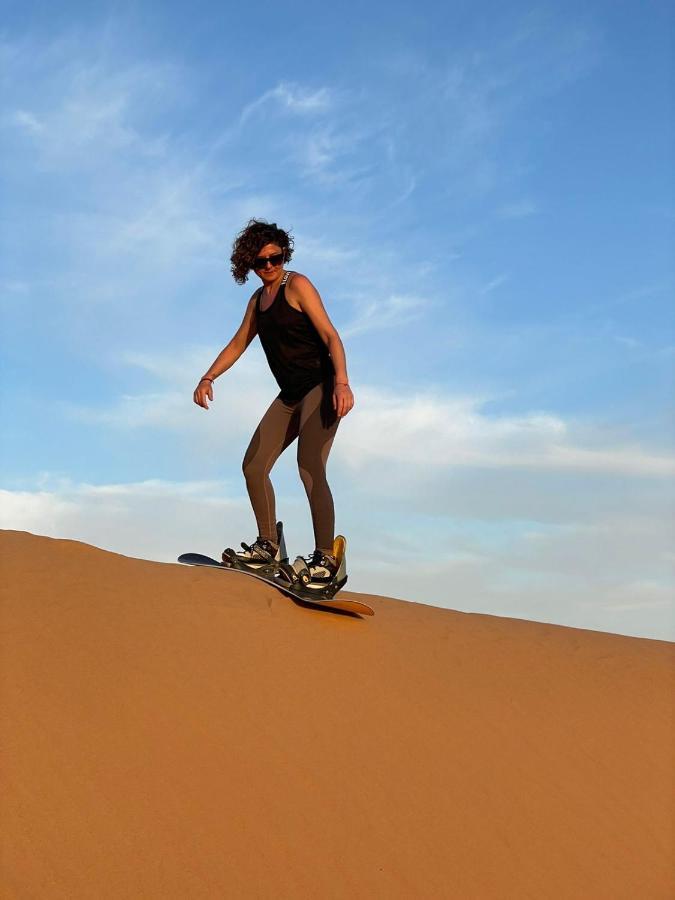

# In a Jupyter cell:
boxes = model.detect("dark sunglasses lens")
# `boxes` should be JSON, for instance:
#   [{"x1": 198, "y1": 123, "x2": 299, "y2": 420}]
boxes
[{"x1": 254, "y1": 253, "x2": 284, "y2": 269}]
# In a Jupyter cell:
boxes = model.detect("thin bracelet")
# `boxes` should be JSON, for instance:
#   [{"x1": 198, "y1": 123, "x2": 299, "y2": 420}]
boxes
[{"x1": 200, "y1": 377, "x2": 214, "y2": 383}]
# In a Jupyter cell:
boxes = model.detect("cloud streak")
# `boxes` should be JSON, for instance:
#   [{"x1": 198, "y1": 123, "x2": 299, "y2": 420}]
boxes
[{"x1": 62, "y1": 348, "x2": 675, "y2": 479}]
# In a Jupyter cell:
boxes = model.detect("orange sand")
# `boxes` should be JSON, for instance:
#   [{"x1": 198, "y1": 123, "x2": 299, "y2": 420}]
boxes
[{"x1": 1, "y1": 529, "x2": 673, "y2": 898}]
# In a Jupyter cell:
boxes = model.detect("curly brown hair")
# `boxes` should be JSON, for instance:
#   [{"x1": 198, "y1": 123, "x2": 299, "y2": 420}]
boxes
[{"x1": 230, "y1": 218, "x2": 295, "y2": 284}]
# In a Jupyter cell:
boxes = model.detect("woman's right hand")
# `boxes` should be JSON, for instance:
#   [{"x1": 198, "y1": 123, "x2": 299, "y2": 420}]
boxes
[{"x1": 193, "y1": 378, "x2": 214, "y2": 410}]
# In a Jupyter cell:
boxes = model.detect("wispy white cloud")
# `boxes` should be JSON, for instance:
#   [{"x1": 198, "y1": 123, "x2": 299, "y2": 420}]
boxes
[
  {"x1": 239, "y1": 82, "x2": 333, "y2": 127},
  {"x1": 108, "y1": 177, "x2": 221, "y2": 262},
  {"x1": 289, "y1": 124, "x2": 384, "y2": 188},
  {"x1": 63, "y1": 348, "x2": 277, "y2": 440},
  {"x1": 291, "y1": 232, "x2": 359, "y2": 267},
  {"x1": 479, "y1": 273, "x2": 509, "y2": 294},
  {"x1": 340, "y1": 292, "x2": 431, "y2": 337},
  {"x1": 0, "y1": 279, "x2": 32, "y2": 296},
  {"x1": 359, "y1": 9, "x2": 601, "y2": 209},
  {"x1": 8, "y1": 109, "x2": 45, "y2": 134},
  {"x1": 0, "y1": 480, "x2": 250, "y2": 566},
  {"x1": 496, "y1": 200, "x2": 537, "y2": 219},
  {"x1": 339, "y1": 386, "x2": 674, "y2": 477},
  {"x1": 202, "y1": 81, "x2": 337, "y2": 161},
  {"x1": 3, "y1": 58, "x2": 175, "y2": 168},
  {"x1": 62, "y1": 349, "x2": 675, "y2": 480},
  {"x1": 614, "y1": 336, "x2": 641, "y2": 350}
]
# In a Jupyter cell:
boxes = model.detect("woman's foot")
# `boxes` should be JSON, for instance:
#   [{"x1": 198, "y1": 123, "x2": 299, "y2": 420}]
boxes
[
  {"x1": 304, "y1": 549, "x2": 338, "y2": 583},
  {"x1": 222, "y1": 536, "x2": 280, "y2": 567},
  {"x1": 289, "y1": 537, "x2": 348, "y2": 596}
]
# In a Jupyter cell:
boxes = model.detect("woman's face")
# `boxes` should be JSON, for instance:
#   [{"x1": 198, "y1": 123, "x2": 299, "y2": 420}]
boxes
[{"x1": 253, "y1": 243, "x2": 285, "y2": 283}]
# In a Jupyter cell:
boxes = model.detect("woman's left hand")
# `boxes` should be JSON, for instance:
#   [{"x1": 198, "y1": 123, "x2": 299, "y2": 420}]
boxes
[{"x1": 333, "y1": 383, "x2": 354, "y2": 418}]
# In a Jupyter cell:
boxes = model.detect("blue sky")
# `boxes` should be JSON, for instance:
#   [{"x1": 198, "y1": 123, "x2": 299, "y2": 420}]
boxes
[{"x1": 1, "y1": 0, "x2": 673, "y2": 639}]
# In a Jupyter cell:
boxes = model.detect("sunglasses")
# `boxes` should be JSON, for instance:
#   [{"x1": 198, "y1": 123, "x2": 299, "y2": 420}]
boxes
[{"x1": 253, "y1": 252, "x2": 284, "y2": 269}]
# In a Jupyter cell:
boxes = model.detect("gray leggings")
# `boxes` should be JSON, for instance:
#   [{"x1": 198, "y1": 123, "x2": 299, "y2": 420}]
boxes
[{"x1": 242, "y1": 381, "x2": 340, "y2": 554}]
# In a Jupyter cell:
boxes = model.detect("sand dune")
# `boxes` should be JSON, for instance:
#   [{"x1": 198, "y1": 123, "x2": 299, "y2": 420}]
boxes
[{"x1": 1, "y1": 529, "x2": 673, "y2": 898}]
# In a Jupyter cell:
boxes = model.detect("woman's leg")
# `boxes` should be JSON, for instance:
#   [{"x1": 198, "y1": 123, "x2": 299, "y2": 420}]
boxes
[
  {"x1": 242, "y1": 396, "x2": 301, "y2": 543},
  {"x1": 296, "y1": 382, "x2": 341, "y2": 555}
]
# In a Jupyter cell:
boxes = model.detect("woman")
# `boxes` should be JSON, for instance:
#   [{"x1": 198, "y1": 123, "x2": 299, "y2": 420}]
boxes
[{"x1": 193, "y1": 219, "x2": 354, "y2": 584}]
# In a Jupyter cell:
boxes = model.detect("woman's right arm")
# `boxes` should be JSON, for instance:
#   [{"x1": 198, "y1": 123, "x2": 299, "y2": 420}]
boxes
[{"x1": 193, "y1": 292, "x2": 259, "y2": 409}]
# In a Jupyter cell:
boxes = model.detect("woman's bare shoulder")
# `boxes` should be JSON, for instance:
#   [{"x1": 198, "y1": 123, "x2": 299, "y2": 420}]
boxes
[
  {"x1": 247, "y1": 285, "x2": 262, "y2": 306},
  {"x1": 287, "y1": 271, "x2": 316, "y2": 292}
]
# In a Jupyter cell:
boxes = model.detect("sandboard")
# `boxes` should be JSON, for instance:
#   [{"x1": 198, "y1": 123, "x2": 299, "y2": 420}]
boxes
[{"x1": 177, "y1": 552, "x2": 374, "y2": 616}]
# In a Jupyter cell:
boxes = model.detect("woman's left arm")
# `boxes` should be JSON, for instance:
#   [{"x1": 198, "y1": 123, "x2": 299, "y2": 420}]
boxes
[{"x1": 290, "y1": 274, "x2": 355, "y2": 418}]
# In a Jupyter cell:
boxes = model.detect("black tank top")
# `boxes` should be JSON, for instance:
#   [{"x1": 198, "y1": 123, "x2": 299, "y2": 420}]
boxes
[{"x1": 256, "y1": 271, "x2": 335, "y2": 404}]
